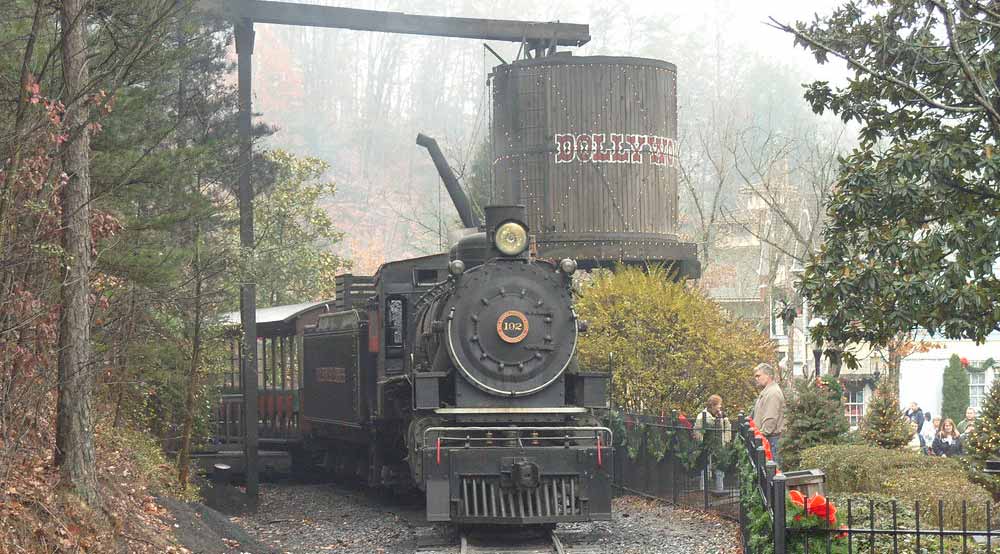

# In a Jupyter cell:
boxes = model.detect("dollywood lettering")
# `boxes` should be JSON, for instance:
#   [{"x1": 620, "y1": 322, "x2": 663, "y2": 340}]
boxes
[{"x1": 554, "y1": 132, "x2": 679, "y2": 167}]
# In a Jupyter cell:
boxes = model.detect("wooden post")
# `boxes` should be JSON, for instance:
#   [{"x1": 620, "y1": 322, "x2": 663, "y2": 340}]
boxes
[{"x1": 235, "y1": 18, "x2": 258, "y2": 505}]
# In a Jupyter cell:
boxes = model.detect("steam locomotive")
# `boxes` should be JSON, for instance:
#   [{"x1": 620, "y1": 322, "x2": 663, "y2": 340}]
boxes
[
  {"x1": 293, "y1": 137, "x2": 613, "y2": 525},
  {"x1": 235, "y1": 52, "x2": 703, "y2": 526}
]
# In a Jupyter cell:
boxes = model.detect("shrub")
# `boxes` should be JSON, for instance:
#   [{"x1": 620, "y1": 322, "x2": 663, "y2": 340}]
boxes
[
  {"x1": 860, "y1": 384, "x2": 912, "y2": 449},
  {"x1": 799, "y1": 444, "x2": 994, "y2": 529},
  {"x1": 575, "y1": 265, "x2": 775, "y2": 415},
  {"x1": 941, "y1": 354, "x2": 970, "y2": 423},
  {"x1": 108, "y1": 424, "x2": 200, "y2": 502},
  {"x1": 781, "y1": 377, "x2": 849, "y2": 469}
]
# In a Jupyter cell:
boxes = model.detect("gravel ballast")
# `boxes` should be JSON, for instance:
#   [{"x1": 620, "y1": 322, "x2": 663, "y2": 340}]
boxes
[{"x1": 223, "y1": 482, "x2": 741, "y2": 554}]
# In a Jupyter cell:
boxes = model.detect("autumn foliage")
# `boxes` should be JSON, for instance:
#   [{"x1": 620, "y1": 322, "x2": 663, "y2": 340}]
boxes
[
  {"x1": 1, "y1": 79, "x2": 120, "y2": 477},
  {"x1": 574, "y1": 265, "x2": 776, "y2": 415}
]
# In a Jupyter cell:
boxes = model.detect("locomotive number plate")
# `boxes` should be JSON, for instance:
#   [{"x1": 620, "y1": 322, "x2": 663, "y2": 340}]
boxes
[
  {"x1": 497, "y1": 310, "x2": 529, "y2": 344},
  {"x1": 316, "y1": 366, "x2": 346, "y2": 383}
]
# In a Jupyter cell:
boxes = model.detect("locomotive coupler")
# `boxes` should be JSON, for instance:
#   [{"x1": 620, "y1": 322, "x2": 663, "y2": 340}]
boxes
[
  {"x1": 500, "y1": 457, "x2": 540, "y2": 490},
  {"x1": 512, "y1": 460, "x2": 540, "y2": 489}
]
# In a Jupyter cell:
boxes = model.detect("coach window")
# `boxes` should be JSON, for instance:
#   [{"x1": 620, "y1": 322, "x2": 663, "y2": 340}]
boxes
[
  {"x1": 385, "y1": 295, "x2": 406, "y2": 358},
  {"x1": 414, "y1": 268, "x2": 438, "y2": 286}
]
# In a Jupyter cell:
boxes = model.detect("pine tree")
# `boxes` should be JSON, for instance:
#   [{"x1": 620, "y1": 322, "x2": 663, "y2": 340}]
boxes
[
  {"x1": 860, "y1": 383, "x2": 912, "y2": 449},
  {"x1": 965, "y1": 375, "x2": 1000, "y2": 500},
  {"x1": 941, "y1": 354, "x2": 970, "y2": 423},
  {"x1": 781, "y1": 376, "x2": 850, "y2": 469}
]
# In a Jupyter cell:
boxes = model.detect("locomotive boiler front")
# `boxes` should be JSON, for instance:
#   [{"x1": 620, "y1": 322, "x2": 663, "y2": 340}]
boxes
[
  {"x1": 444, "y1": 258, "x2": 576, "y2": 398},
  {"x1": 411, "y1": 205, "x2": 580, "y2": 408}
]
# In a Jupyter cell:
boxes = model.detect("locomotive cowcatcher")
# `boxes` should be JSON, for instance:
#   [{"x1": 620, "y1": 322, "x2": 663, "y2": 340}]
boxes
[{"x1": 296, "y1": 201, "x2": 613, "y2": 525}]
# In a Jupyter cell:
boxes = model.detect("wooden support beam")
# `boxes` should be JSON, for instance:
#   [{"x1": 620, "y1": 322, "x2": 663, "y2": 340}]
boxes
[{"x1": 199, "y1": 0, "x2": 590, "y2": 46}]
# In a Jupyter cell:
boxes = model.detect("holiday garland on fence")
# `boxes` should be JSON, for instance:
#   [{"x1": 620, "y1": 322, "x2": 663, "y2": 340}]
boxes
[
  {"x1": 744, "y1": 417, "x2": 851, "y2": 554},
  {"x1": 739, "y1": 436, "x2": 775, "y2": 554},
  {"x1": 785, "y1": 490, "x2": 849, "y2": 553},
  {"x1": 611, "y1": 411, "x2": 734, "y2": 471}
]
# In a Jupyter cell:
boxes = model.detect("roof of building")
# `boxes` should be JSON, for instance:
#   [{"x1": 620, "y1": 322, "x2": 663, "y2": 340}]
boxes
[{"x1": 220, "y1": 299, "x2": 336, "y2": 327}]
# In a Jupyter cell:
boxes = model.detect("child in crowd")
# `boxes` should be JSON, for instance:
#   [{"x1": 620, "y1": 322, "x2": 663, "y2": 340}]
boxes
[{"x1": 921, "y1": 414, "x2": 939, "y2": 454}]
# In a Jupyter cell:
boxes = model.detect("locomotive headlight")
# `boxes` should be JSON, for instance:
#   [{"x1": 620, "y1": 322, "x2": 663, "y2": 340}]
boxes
[
  {"x1": 448, "y1": 259, "x2": 466, "y2": 276},
  {"x1": 494, "y1": 221, "x2": 528, "y2": 256}
]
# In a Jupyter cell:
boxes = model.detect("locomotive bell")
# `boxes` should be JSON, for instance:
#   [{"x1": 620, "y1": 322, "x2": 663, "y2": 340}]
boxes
[{"x1": 559, "y1": 258, "x2": 577, "y2": 275}]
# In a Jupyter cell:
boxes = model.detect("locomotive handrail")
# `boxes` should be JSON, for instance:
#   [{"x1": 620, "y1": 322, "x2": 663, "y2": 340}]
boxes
[{"x1": 422, "y1": 426, "x2": 612, "y2": 447}]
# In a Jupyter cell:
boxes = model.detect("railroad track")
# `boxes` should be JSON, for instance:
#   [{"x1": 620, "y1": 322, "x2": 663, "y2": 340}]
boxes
[{"x1": 416, "y1": 529, "x2": 603, "y2": 554}]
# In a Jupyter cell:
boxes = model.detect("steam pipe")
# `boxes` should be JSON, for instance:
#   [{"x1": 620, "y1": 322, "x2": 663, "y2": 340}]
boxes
[{"x1": 416, "y1": 133, "x2": 480, "y2": 229}]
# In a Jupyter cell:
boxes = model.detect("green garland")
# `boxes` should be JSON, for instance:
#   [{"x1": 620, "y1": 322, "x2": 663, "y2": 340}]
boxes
[
  {"x1": 738, "y1": 427, "x2": 851, "y2": 554},
  {"x1": 646, "y1": 424, "x2": 670, "y2": 461},
  {"x1": 738, "y1": 444, "x2": 775, "y2": 554},
  {"x1": 611, "y1": 411, "x2": 726, "y2": 471}
]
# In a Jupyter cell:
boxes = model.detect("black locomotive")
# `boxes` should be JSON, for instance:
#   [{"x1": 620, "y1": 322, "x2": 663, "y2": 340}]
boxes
[{"x1": 294, "y1": 138, "x2": 613, "y2": 525}]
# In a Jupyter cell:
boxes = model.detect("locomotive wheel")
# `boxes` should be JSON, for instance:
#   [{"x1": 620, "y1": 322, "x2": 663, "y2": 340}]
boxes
[{"x1": 289, "y1": 444, "x2": 317, "y2": 476}]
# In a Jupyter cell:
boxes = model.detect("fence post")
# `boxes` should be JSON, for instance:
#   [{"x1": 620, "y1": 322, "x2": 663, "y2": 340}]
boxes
[
  {"x1": 703, "y1": 453, "x2": 711, "y2": 509},
  {"x1": 607, "y1": 352, "x2": 614, "y2": 409},
  {"x1": 702, "y1": 409, "x2": 710, "y2": 509},
  {"x1": 772, "y1": 471, "x2": 787, "y2": 554},
  {"x1": 737, "y1": 413, "x2": 746, "y2": 458},
  {"x1": 671, "y1": 409, "x2": 680, "y2": 505},
  {"x1": 771, "y1": 468, "x2": 786, "y2": 554},
  {"x1": 755, "y1": 445, "x2": 766, "y2": 481},
  {"x1": 736, "y1": 413, "x2": 749, "y2": 553}
]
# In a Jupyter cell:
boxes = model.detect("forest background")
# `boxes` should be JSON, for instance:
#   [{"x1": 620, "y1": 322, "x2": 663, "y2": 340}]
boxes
[{"x1": 252, "y1": 0, "x2": 852, "y2": 279}]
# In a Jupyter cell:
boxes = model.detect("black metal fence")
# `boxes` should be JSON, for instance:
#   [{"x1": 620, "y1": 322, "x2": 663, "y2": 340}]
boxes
[
  {"x1": 736, "y1": 414, "x2": 1000, "y2": 554},
  {"x1": 603, "y1": 410, "x2": 740, "y2": 520}
]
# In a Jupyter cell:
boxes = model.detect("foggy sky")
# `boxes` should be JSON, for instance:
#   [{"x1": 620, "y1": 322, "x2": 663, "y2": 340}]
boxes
[{"x1": 248, "y1": 0, "x2": 853, "y2": 267}]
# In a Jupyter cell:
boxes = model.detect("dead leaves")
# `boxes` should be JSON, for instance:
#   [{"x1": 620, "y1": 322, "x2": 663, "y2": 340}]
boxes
[{"x1": 0, "y1": 429, "x2": 191, "y2": 554}]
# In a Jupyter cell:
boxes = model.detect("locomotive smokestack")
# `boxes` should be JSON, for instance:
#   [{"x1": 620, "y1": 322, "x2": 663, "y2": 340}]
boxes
[{"x1": 416, "y1": 133, "x2": 480, "y2": 229}]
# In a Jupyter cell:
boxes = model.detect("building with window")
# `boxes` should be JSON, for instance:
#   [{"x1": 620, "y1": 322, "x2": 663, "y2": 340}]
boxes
[
  {"x1": 970, "y1": 369, "x2": 989, "y2": 411},
  {"x1": 844, "y1": 387, "x2": 866, "y2": 428},
  {"x1": 897, "y1": 332, "x2": 999, "y2": 421}
]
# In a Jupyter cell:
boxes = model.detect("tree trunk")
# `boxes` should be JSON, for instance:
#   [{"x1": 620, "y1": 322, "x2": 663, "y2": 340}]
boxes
[
  {"x1": 55, "y1": 0, "x2": 98, "y2": 506},
  {"x1": 112, "y1": 286, "x2": 138, "y2": 429},
  {"x1": 785, "y1": 314, "x2": 795, "y2": 384},
  {"x1": 177, "y1": 222, "x2": 202, "y2": 490},
  {"x1": 174, "y1": 24, "x2": 203, "y2": 490},
  {"x1": 887, "y1": 342, "x2": 903, "y2": 395},
  {"x1": 177, "y1": 258, "x2": 202, "y2": 489}
]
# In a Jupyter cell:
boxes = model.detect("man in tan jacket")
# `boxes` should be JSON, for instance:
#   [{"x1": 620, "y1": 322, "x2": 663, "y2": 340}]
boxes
[{"x1": 751, "y1": 363, "x2": 785, "y2": 464}]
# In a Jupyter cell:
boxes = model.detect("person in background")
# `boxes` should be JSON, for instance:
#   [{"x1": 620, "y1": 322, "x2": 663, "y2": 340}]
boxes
[
  {"x1": 905, "y1": 402, "x2": 926, "y2": 449},
  {"x1": 694, "y1": 394, "x2": 730, "y2": 493},
  {"x1": 921, "y1": 413, "x2": 939, "y2": 454},
  {"x1": 906, "y1": 421, "x2": 922, "y2": 451},
  {"x1": 693, "y1": 394, "x2": 729, "y2": 441},
  {"x1": 932, "y1": 418, "x2": 964, "y2": 457},
  {"x1": 957, "y1": 407, "x2": 977, "y2": 437},
  {"x1": 751, "y1": 363, "x2": 785, "y2": 465}
]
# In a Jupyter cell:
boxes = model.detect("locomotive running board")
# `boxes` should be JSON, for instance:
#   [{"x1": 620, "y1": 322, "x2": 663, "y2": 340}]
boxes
[{"x1": 434, "y1": 407, "x2": 587, "y2": 414}]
